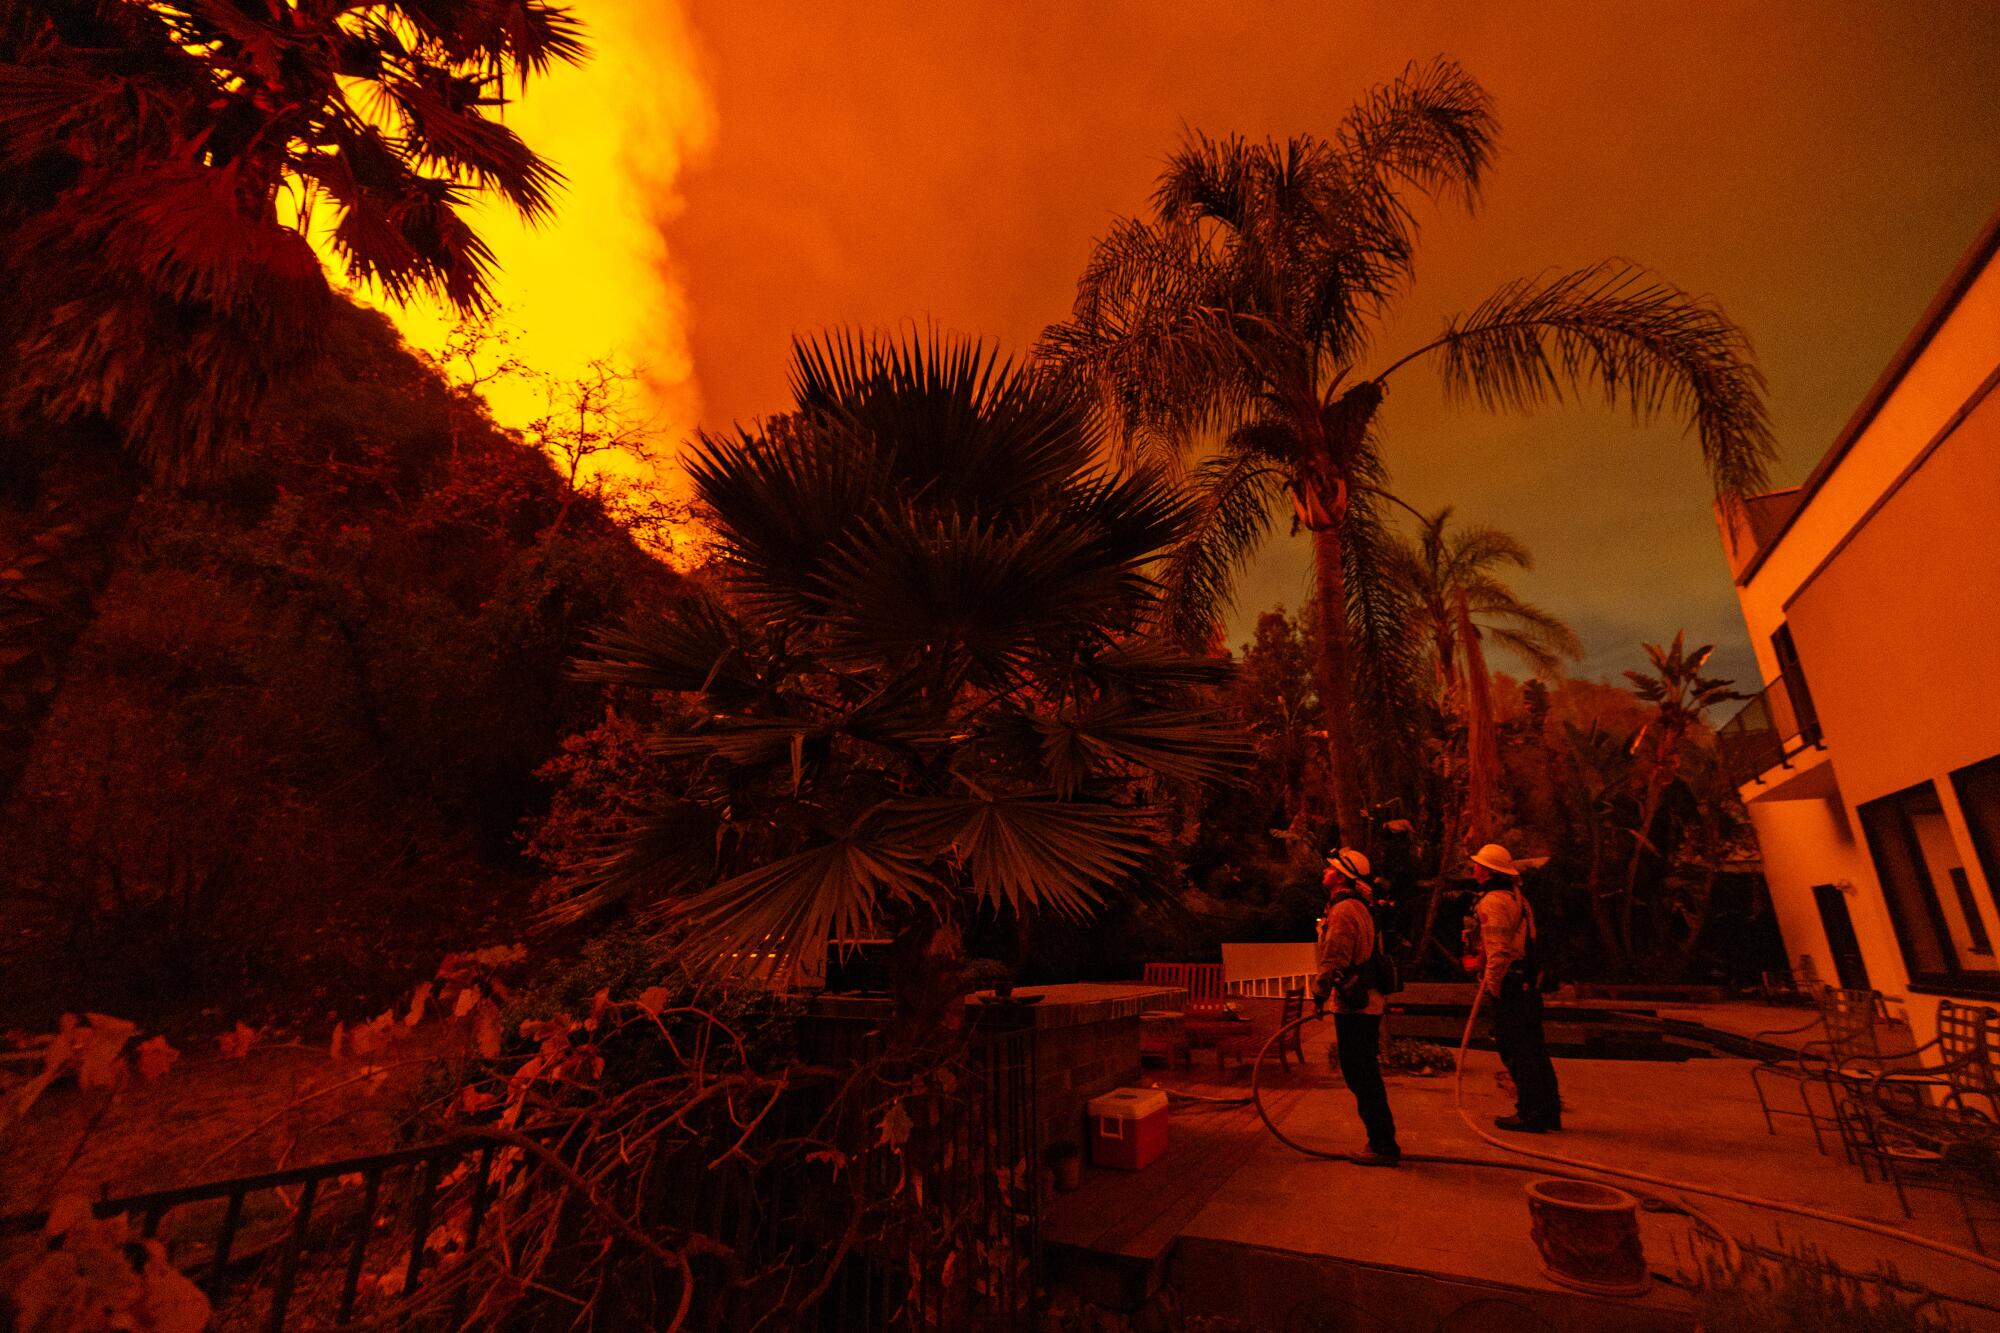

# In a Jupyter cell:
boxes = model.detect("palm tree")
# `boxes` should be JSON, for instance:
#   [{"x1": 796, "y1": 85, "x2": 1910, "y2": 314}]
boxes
[
  {"x1": 0, "y1": 0, "x2": 582, "y2": 801},
  {"x1": 1388, "y1": 506, "x2": 1581, "y2": 841},
  {"x1": 1388, "y1": 508, "x2": 1581, "y2": 959},
  {"x1": 1619, "y1": 632, "x2": 1740, "y2": 954},
  {"x1": 565, "y1": 332, "x2": 1243, "y2": 1022},
  {"x1": 1038, "y1": 58, "x2": 1774, "y2": 845},
  {"x1": 2, "y1": 0, "x2": 582, "y2": 480}
]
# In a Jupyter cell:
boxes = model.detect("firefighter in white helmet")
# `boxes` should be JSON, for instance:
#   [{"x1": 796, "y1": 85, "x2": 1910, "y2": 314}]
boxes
[{"x1": 1313, "y1": 847, "x2": 1400, "y2": 1166}]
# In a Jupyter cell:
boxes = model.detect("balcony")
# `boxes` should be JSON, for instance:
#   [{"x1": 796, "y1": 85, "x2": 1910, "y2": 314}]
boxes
[{"x1": 1717, "y1": 672, "x2": 1824, "y2": 790}]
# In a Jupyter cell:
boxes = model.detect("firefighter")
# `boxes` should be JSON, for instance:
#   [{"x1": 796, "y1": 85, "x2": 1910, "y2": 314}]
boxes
[{"x1": 1314, "y1": 848, "x2": 1401, "y2": 1165}]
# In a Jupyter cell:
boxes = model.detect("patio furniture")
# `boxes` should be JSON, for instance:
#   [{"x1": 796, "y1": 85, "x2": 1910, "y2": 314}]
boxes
[
  {"x1": 1275, "y1": 988, "x2": 1309, "y2": 1071},
  {"x1": 1746, "y1": 985, "x2": 1840, "y2": 1150},
  {"x1": 1834, "y1": 1028, "x2": 2000, "y2": 1251},
  {"x1": 1185, "y1": 1014, "x2": 1257, "y2": 1070},
  {"x1": 1139, "y1": 1012, "x2": 1191, "y2": 1068},
  {"x1": 1930, "y1": 1000, "x2": 2000, "y2": 1121},
  {"x1": 1142, "y1": 962, "x2": 1228, "y2": 1016},
  {"x1": 1749, "y1": 985, "x2": 1903, "y2": 1154}
]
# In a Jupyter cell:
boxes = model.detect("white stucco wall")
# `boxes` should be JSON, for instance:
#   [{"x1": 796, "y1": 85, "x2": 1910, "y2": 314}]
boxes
[{"x1": 1722, "y1": 224, "x2": 2000, "y2": 1042}]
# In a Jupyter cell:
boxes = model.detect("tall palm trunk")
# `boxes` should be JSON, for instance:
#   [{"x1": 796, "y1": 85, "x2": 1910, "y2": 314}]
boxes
[
  {"x1": 1459, "y1": 592, "x2": 1501, "y2": 845},
  {"x1": 1620, "y1": 732, "x2": 1680, "y2": 954},
  {"x1": 0, "y1": 433, "x2": 140, "y2": 809},
  {"x1": 1310, "y1": 524, "x2": 1366, "y2": 844}
]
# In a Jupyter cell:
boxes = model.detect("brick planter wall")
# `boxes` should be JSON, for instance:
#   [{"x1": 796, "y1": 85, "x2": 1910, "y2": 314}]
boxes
[
  {"x1": 799, "y1": 984, "x2": 1186, "y2": 1156},
  {"x1": 993, "y1": 984, "x2": 1186, "y2": 1155}
]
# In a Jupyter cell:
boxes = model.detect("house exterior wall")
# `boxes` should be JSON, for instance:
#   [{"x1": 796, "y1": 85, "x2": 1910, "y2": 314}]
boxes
[{"x1": 1719, "y1": 219, "x2": 2000, "y2": 1046}]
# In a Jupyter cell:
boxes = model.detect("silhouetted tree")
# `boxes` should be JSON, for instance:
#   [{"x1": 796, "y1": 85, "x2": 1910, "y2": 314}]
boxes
[
  {"x1": 0, "y1": 0, "x2": 585, "y2": 803},
  {"x1": 1040, "y1": 57, "x2": 1775, "y2": 845},
  {"x1": 564, "y1": 333, "x2": 1245, "y2": 1026}
]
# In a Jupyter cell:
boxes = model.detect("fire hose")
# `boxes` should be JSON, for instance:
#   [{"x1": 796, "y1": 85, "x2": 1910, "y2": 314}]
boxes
[{"x1": 1205, "y1": 990, "x2": 2000, "y2": 1294}]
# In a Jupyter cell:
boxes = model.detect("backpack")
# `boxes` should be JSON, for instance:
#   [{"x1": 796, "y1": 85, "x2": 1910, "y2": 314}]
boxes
[
  {"x1": 1328, "y1": 890, "x2": 1404, "y2": 1008},
  {"x1": 1496, "y1": 888, "x2": 1560, "y2": 995}
]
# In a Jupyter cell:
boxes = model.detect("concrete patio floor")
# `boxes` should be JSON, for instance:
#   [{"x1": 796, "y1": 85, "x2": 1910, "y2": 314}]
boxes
[{"x1": 1045, "y1": 998, "x2": 2000, "y2": 1330}]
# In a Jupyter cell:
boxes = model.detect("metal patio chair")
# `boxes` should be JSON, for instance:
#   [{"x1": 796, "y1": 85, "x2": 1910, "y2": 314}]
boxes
[
  {"x1": 1834, "y1": 1014, "x2": 2000, "y2": 1252},
  {"x1": 1747, "y1": 984, "x2": 1846, "y2": 1152},
  {"x1": 1750, "y1": 985, "x2": 1917, "y2": 1154}
]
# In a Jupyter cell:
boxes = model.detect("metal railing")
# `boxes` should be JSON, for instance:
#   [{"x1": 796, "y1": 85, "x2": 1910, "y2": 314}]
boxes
[
  {"x1": 1, "y1": 1131, "x2": 520, "y2": 1332},
  {"x1": 1717, "y1": 671, "x2": 1823, "y2": 788},
  {"x1": 4, "y1": 1023, "x2": 1040, "y2": 1331}
]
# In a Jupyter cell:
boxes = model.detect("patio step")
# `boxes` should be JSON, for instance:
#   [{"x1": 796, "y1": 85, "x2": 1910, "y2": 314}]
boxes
[{"x1": 1174, "y1": 1233, "x2": 1697, "y2": 1332}]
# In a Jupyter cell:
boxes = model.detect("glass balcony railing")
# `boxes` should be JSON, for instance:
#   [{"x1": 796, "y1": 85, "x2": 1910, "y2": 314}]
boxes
[{"x1": 1716, "y1": 672, "x2": 1823, "y2": 788}]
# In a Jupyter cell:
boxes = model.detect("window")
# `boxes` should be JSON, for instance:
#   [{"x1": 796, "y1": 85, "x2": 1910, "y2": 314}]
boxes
[
  {"x1": 1770, "y1": 623, "x2": 1821, "y2": 746},
  {"x1": 1952, "y1": 755, "x2": 2000, "y2": 941},
  {"x1": 1859, "y1": 781, "x2": 2000, "y2": 995}
]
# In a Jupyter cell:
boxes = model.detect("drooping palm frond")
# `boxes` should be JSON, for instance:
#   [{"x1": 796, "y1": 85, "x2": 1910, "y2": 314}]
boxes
[
  {"x1": 1078, "y1": 639, "x2": 1238, "y2": 696},
  {"x1": 1438, "y1": 523, "x2": 1532, "y2": 580},
  {"x1": 1339, "y1": 470, "x2": 1430, "y2": 804},
  {"x1": 1039, "y1": 216, "x2": 1260, "y2": 466},
  {"x1": 579, "y1": 591, "x2": 775, "y2": 707},
  {"x1": 1156, "y1": 429, "x2": 1293, "y2": 647},
  {"x1": 1386, "y1": 506, "x2": 1583, "y2": 685},
  {"x1": 1414, "y1": 261, "x2": 1776, "y2": 500},
  {"x1": 543, "y1": 797, "x2": 722, "y2": 923},
  {"x1": 1459, "y1": 575, "x2": 1584, "y2": 676},
  {"x1": 663, "y1": 832, "x2": 943, "y2": 981},
  {"x1": 1337, "y1": 56, "x2": 1497, "y2": 216},
  {"x1": 878, "y1": 793, "x2": 1158, "y2": 917}
]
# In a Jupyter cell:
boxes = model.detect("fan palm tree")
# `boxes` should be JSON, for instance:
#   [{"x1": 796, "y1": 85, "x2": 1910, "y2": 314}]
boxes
[
  {"x1": 1038, "y1": 58, "x2": 1774, "y2": 845},
  {"x1": 566, "y1": 332, "x2": 1244, "y2": 1021},
  {"x1": 0, "y1": 0, "x2": 582, "y2": 802},
  {"x1": 1388, "y1": 506, "x2": 1581, "y2": 839}
]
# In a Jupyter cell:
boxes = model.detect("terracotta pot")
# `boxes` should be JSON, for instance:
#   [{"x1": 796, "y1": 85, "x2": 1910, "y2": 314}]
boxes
[
  {"x1": 1525, "y1": 1178, "x2": 1648, "y2": 1297},
  {"x1": 1050, "y1": 1149, "x2": 1082, "y2": 1192}
]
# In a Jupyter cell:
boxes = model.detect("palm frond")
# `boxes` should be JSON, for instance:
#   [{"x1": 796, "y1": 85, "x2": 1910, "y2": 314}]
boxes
[
  {"x1": 1422, "y1": 261, "x2": 1776, "y2": 500},
  {"x1": 1080, "y1": 639, "x2": 1237, "y2": 695},
  {"x1": 1037, "y1": 215, "x2": 1262, "y2": 465},
  {"x1": 1337, "y1": 56, "x2": 1497, "y2": 214},
  {"x1": 577, "y1": 592, "x2": 771, "y2": 707},
  {"x1": 663, "y1": 833, "x2": 942, "y2": 981},
  {"x1": 1340, "y1": 481, "x2": 1430, "y2": 801},
  {"x1": 879, "y1": 794, "x2": 1157, "y2": 917},
  {"x1": 1157, "y1": 436, "x2": 1290, "y2": 648},
  {"x1": 1035, "y1": 700, "x2": 1248, "y2": 795}
]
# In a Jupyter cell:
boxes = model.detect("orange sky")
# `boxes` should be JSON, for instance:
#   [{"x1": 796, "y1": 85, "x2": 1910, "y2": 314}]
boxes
[{"x1": 374, "y1": 0, "x2": 2000, "y2": 685}]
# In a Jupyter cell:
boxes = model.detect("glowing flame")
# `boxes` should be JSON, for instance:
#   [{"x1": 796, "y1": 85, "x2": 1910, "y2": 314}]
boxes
[{"x1": 326, "y1": 1, "x2": 714, "y2": 444}]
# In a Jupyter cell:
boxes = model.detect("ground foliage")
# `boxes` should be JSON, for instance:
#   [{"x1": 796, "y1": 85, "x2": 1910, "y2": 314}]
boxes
[
  {"x1": 1688, "y1": 1237, "x2": 1972, "y2": 1333},
  {"x1": 0, "y1": 301, "x2": 677, "y2": 1031}
]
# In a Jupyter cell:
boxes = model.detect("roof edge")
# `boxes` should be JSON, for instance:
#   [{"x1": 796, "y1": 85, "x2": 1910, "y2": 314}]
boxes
[{"x1": 1738, "y1": 204, "x2": 2000, "y2": 586}]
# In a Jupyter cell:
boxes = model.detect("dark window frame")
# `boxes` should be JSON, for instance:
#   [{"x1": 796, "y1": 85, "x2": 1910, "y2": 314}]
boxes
[
  {"x1": 1859, "y1": 779, "x2": 2000, "y2": 999},
  {"x1": 1951, "y1": 754, "x2": 2000, "y2": 947},
  {"x1": 1770, "y1": 622, "x2": 1822, "y2": 747}
]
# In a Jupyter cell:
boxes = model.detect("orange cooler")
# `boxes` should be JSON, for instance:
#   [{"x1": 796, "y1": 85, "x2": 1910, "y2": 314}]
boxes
[{"x1": 1088, "y1": 1087, "x2": 1169, "y2": 1170}]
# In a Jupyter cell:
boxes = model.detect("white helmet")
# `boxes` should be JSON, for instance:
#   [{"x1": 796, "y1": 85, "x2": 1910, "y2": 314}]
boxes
[{"x1": 1326, "y1": 847, "x2": 1372, "y2": 881}]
